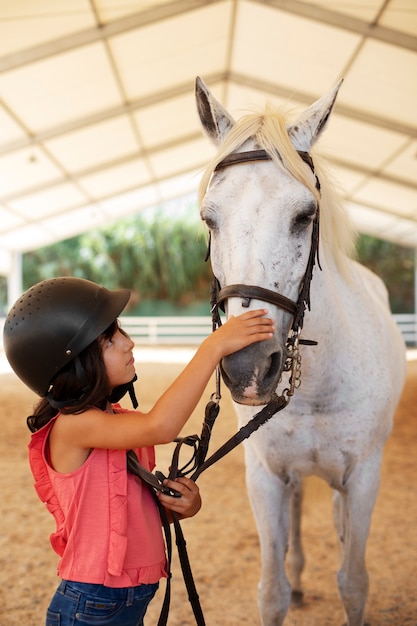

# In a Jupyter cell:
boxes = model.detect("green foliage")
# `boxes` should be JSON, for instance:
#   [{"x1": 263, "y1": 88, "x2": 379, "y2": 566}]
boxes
[
  {"x1": 1, "y1": 213, "x2": 412, "y2": 317},
  {"x1": 22, "y1": 206, "x2": 213, "y2": 311},
  {"x1": 356, "y1": 235, "x2": 415, "y2": 313},
  {"x1": 0, "y1": 276, "x2": 6, "y2": 315}
]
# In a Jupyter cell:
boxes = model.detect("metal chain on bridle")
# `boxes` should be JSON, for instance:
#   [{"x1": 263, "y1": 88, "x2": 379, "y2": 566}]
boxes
[{"x1": 127, "y1": 147, "x2": 321, "y2": 625}]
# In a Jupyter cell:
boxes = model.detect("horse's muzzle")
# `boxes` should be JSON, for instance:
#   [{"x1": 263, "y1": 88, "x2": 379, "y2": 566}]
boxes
[{"x1": 220, "y1": 343, "x2": 283, "y2": 405}]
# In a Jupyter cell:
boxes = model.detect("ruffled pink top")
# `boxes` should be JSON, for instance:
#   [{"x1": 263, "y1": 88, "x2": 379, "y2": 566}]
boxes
[{"x1": 28, "y1": 405, "x2": 168, "y2": 587}]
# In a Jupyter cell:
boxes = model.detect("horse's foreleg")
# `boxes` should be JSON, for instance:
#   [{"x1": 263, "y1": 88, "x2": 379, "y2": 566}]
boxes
[
  {"x1": 287, "y1": 477, "x2": 305, "y2": 607},
  {"x1": 244, "y1": 444, "x2": 292, "y2": 626},
  {"x1": 333, "y1": 450, "x2": 382, "y2": 626}
]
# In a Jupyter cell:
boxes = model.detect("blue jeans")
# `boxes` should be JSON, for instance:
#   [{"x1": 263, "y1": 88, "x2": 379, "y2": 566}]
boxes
[{"x1": 45, "y1": 580, "x2": 159, "y2": 625}]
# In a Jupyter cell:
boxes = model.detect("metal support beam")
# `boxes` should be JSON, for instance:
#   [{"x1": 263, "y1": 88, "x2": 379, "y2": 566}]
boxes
[
  {"x1": 7, "y1": 251, "x2": 22, "y2": 311},
  {"x1": 255, "y1": 0, "x2": 417, "y2": 51}
]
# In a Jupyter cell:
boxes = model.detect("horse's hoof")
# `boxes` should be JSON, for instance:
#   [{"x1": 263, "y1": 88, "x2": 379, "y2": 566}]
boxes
[{"x1": 290, "y1": 590, "x2": 304, "y2": 607}]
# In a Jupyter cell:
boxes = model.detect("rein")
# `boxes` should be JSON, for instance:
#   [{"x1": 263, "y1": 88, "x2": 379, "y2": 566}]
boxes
[{"x1": 128, "y1": 147, "x2": 321, "y2": 625}]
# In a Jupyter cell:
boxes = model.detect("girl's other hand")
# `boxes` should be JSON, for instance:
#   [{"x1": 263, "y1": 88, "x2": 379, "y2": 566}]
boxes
[{"x1": 157, "y1": 477, "x2": 202, "y2": 519}]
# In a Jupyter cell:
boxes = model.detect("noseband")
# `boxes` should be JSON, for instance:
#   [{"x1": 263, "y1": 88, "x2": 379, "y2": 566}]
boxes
[{"x1": 210, "y1": 148, "x2": 321, "y2": 340}]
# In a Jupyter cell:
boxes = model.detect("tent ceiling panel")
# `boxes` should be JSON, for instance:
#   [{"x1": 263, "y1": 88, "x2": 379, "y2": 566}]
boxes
[
  {"x1": 41, "y1": 202, "x2": 113, "y2": 238},
  {"x1": 317, "y1": 115, "x2": 408, "y2": 170},
  {"x1": 7, "y1": 182, "x2": 88, "y2": 219},
  {"x1": 346, "y1": 202, "x2": 417, "y2": 247},
  {"x1": 0, "y1": 42, "x2": 123, "y2": 132},
  {"x1": 379, "y1": 0, "x2": 417, "y2": 36},
  {"x1": 79, "y1": 158, "x2": 152, "y2": 200},
  {"x1": 300, "y1": 0, "x2": 383, "y2": 22},
  {"x1": 133, "y1": 92, "x2": 204, "y2": 149},
  {"x1": 99, "y1": 185, "x2": 160, "y2": 218},
  {"x1": 43, "y1": 115, "x2": 141, "y2": 172},
  {"x1": 0, "y1": 223, "x2": 55, "y2": 251},
  {"x1": 352, "y1": 178, "x2": 417, "y2": 218},
  {"x1": 0, "y1": 0, "x2": 96, "y2": 57},
  {"x1": 233, "y1": 3, "x2": 361, "y2": 96},
  {"x1": 0, "y1": 146, "x2": 63, "y2": 197},
  {"x1": 226, "y1": 82, "x2": 289, "y2": 115},
  {"x1": 0, "y1": 104, "x2": 27, "y2": 144},
  {"x1": 157, "y1": 170, "x2": 202, "y2": 202},
  {"x1": 148, "y1": 137, "x2": 212, "y2": 179},
  {"x1": 331, "y1": 165, "x2": 368, "y2": 193},
  {"x1": 110, "y1": 3, "x2": 232, "y2": 101},
  {"x1": 385, "y1": 140, "x2": 417, "y2": 184},
  {"x1": 0, "y1": 0, "x2": 416, "y2": 276},
  {"x1": 96, "y1": 0, "x2": 175, "y2": 24},
  {"x1": 0, "y1": 206, "x2": 23, "y2": 232},
  {"x1": 340, "y1": 41, "x2": 417, "y2": 127}
]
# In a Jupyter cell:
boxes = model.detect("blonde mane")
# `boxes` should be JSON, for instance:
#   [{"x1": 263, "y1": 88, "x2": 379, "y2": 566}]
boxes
[{"x1": 198, "y1": 104, "x2": 357, "y2": 274}]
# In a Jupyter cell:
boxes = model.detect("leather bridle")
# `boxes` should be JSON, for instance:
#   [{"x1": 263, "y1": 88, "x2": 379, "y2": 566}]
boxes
[{"x1": 210, "y1": 148, "x2": 321, "y2": 343}]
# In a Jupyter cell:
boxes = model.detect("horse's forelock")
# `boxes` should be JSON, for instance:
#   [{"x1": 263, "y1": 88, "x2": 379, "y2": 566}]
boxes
[
  {"x1": 199, "y1": 105, "x2": 357, "y2": 275},
  {"x1": 198, "y1": 106, "x2": 316, "y2": 199}
]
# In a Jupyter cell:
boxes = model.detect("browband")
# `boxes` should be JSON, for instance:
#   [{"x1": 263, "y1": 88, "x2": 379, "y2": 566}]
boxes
[{"x1": 215, "y1": 149, "x2": 320, "y2": 192}]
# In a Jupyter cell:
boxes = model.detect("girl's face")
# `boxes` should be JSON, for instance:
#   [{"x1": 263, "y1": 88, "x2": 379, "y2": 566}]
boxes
[{"x1": 101, "y1": 326, "x2": 136, "y2": 390}]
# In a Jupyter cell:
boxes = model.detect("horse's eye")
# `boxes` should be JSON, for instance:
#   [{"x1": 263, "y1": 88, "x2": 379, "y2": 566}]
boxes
[
  {"x1": 200, "y1": 206, "x2": 218, "y2": 230},
  {"x1": 292, "y1": 210, "x2": 316, "y2": 232},
  {"x1": 297, "y1": 214, "x2": 313, "y2": 226},
  {"x1": 203, "y1": 217, "x2": 217, "y2": 230}
]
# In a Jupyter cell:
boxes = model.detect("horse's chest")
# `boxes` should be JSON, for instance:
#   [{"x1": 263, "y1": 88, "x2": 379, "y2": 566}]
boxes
[{"x1": 244, "y1": 413, "x2": 369, "y2": 490}]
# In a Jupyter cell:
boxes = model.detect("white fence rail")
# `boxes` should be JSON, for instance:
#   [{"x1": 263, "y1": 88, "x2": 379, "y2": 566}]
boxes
[
  {"x1": 122, "y1": 314, "x2": 417, "y2": 346},
  {"x1": 1, "y1": 314, "x2": 417, "y2": 348},
  {"x1": 392, "y1": 314, "x2": 417, "y2": 346},
  {"x1": 120, "y1": 316, "x2": 213, "y2": 345}
]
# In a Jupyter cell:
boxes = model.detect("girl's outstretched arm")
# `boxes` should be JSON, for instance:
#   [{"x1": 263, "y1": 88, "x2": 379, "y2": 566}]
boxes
[
  {"x1": 53, "y1": 309, "x2": 274, "y2": 452},
  {"x1": 145, "y1": 308, "x2": 274, "y2": 444}
]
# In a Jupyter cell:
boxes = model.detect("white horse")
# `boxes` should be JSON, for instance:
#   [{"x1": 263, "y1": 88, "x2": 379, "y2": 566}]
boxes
[{"x1": 195, "y1": 76, "x2": 406, "y2": 626}]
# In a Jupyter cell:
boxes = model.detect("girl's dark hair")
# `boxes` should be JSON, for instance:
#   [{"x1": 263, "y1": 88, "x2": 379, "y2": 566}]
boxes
[{"x1": 27, "y1": 320, "x2": 119, "y2": 432}]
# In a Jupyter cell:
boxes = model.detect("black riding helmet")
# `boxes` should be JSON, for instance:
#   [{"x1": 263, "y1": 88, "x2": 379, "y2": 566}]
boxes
[{"x1": 3, "y1": 277, "x2": 130, "y2": 398}]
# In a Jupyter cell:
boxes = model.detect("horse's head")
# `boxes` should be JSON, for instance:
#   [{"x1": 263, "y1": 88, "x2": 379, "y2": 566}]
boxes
[{"x1": 196, "y1": 77, "x2": 342, "y2": 405}]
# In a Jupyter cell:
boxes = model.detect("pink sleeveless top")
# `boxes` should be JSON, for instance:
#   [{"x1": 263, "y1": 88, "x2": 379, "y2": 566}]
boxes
[{"x1": 28, "y1": 406, "x2": 168, "y2": 587}]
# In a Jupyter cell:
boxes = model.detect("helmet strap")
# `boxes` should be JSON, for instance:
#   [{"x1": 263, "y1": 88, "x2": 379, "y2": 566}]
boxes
[
  {"x1": 45, "y1": 355, "x2": 90, "y2": 409},
  {"x1": 108, "y1": 374, "x2": 138, "y2": 409},
  {"x1": 45, "y1": 358, "x2": 138, "y2": 410}
]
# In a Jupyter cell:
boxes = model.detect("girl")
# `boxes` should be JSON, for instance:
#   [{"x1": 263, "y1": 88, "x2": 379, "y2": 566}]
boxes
[{"x1": 3, "y1": 276, "x2": 274, "y2": 626}]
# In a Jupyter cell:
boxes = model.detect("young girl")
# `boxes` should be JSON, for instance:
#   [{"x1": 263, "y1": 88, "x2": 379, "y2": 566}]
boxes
[{"x1": 3, "y1": 276, "x2": 274, "y2": 626}]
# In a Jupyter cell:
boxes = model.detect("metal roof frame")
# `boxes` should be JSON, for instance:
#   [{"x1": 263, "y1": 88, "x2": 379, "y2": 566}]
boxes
[{"x1": 0, "y1": 0, "x2": 416, "y2": 295}]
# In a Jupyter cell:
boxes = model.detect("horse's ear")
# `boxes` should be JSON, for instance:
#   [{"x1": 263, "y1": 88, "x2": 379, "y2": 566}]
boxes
[
  {"x1": 195, "y1": 76, "x2": 235, "y2": 146},
  {"x1": 288, "y1": 79, "x2": 343, "y2": 152}
]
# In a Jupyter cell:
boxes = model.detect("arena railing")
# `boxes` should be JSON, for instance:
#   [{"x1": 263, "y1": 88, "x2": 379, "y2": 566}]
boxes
[
  {"x1": 0, "y1": 314, "x2": 416, "y2": 348},
  {"x1": 110, "y1": 314, "x2": 417, "y2": 347}
]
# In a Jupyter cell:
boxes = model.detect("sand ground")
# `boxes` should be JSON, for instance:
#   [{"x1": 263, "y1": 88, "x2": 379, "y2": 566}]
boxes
[{"x1": 0, "y1": 349, "x2": 416, "y2": 625}]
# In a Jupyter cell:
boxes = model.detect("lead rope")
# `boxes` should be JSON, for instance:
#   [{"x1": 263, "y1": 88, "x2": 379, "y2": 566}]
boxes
[
  {"x1": 126, "y1": 257, "x2": 313, "y2": 624},
  {"x1": 126, "y1": 300, "x2": 300, "y2": 626},
  {"x1": 125, "y1": 282, "x2": 223, "y2": 626},
  {"x1": 127, "y1": 395, "x2": 290, "y2": 626},
  {"x1": 125, "y1": 277, "x2": 307, "y2": 626}
]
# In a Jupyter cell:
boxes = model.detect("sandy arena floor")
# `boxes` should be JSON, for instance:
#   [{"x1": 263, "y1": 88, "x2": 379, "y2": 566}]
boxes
[{"x1": 0, "y1": 348, "x2": 416, "y2": 625}]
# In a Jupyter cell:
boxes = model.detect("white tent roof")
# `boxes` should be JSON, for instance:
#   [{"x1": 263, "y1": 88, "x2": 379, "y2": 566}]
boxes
[{"x1": 0, "y1": 0, "x2": 416, "y2": 276}]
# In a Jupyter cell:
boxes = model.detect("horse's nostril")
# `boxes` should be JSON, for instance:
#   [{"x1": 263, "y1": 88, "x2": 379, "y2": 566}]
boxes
[{"x1": 267, "y1": 352, "x2": 281, "y2": 380}]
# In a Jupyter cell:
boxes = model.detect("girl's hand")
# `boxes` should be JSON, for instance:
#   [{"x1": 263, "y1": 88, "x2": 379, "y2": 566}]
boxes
[
  {"x1": 157, "y1": 477, "x2": 202, "y2": 519},
  {"x1": 208, "y1": 308, "x2": 275, "y2": 359}
]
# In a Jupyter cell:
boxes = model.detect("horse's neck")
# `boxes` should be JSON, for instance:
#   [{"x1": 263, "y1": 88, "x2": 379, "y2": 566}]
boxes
[{"x1": 303, "y1": 251, "x2": 355, "y2": 343}]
